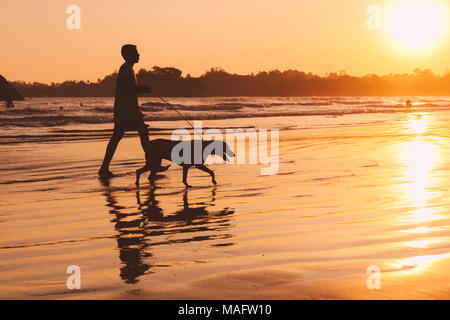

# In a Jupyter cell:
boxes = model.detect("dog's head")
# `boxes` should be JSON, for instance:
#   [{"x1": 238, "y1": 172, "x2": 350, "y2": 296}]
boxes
[
  {"x1": 222, "y1": 141, "x2": 235, "y2": 162},
  {"x1": 207, "y1": 140, "x2": 235, "y2": 162}
]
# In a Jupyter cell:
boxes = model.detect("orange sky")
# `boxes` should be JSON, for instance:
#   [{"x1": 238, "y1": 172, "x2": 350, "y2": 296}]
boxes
[{"x1": 1, "y1": 0, "x2": 449, "y2": 83}]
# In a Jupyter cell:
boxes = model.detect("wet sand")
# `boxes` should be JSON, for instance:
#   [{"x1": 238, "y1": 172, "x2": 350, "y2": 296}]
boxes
[{"x1": 2, "y1": 112, "x2": 450, "y2": 299}]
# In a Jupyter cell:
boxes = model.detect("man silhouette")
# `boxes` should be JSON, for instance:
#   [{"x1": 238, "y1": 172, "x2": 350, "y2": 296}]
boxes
[{"x1": 98, "y1": 44, "x2": 168, "y2": 178}]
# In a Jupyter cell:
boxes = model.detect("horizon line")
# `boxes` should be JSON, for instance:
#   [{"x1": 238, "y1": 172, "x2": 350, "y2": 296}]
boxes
[{"x1": 8, "y1": 66, "x2": 450, "y2": 85}]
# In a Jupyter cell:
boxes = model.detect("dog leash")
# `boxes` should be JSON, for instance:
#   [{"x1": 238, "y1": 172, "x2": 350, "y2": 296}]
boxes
[{"x1": 150, "y1": 91, "x2": 203, "y2": 140}]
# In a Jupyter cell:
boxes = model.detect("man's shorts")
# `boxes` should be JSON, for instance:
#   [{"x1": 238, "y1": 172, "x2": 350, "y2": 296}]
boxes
[{"x1": 114, "y1": 118, "x2": 148, "y2": 132}]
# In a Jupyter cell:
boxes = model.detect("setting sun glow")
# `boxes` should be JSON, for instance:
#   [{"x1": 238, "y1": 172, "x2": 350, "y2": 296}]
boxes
[{"x1": 387, "y1": 0, "x2": 447, "y2": 51}]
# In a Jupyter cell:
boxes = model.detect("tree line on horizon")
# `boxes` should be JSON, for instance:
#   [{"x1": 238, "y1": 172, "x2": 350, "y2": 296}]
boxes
[{"x1": 11, "y1": 67, "x2": 450, "y2": 97}]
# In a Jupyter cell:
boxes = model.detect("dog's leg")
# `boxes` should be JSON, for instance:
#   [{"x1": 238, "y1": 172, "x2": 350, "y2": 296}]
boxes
[
  {"x1": 147, "y1": 157, "x2": 164, "y2": 188},
  {"x1": 195, "y1": 164, "x2": 217, "y2": 185},
  {"x1": 183, "y1": 166, "x2": 192, "y2": 188},
  {"x1": 149, "y1": 157, "x2": 169, "y2": 173},
  {"x1": 136, "y1": 165, "x2": 149, "y2": 187}
]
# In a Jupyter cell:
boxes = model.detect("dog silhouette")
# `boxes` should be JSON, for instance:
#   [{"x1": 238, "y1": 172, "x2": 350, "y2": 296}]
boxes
[{"x1": 136, "y1": 139, "x2": 235, "y2": 188}]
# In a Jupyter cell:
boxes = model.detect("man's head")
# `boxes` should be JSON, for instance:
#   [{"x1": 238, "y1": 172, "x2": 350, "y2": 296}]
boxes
[{"x1": 121, "y1": 44, "x2": 140, "y2": 64}]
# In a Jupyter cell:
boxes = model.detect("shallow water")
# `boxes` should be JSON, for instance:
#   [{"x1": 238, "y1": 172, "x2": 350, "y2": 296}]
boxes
[
  {"x1": 1, "y1": 97, "x2": 450, "y2": 298},
  {"x1": 1, "y1": 96, "x2": 449, "y2": 144}
]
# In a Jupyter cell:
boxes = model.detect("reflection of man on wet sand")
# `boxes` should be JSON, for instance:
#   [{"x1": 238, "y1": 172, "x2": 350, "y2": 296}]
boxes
[
  {"x1": 99, "y1": 178, "x2": 235, "y2": 283},
  {"x1": 100, "y1": 178, "x2": 152, "y2": 283}
]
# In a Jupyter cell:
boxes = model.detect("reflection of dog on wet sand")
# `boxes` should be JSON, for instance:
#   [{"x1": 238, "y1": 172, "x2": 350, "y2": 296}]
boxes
[{"x1": 136, "y1": 139, "x2": 235, "y2": 188}]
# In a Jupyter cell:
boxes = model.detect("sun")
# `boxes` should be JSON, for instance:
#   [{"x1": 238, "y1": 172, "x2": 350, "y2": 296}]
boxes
[{"x1": 387, "y1": 0, "x2": 447, "y2": 51}]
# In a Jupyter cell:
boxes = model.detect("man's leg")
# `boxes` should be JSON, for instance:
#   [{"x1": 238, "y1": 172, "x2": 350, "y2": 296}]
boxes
[
  {"x1": 137, "y1": 124, "x2": 152, "y2": 166},
  {"x1": 99, "y1": 127, "x2": 125, "y2": 176}
]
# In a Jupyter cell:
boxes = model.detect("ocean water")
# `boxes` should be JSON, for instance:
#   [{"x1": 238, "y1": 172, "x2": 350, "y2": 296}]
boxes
[
  {"x1": 1, "y1": 96, "x2": 450, "y2": 145},
  {"x1": 2, "y1": 96, "x2": 450, "y2": 298}
]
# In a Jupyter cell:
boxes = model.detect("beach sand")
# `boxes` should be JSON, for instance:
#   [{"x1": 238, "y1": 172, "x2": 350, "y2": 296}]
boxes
[{"x1": 2, "y1": 112, "x2": 450, "y2": 299}]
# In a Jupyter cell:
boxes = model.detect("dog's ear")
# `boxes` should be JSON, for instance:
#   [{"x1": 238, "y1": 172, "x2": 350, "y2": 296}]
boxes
[{"x1": 224, "y1": 142, "x2": 235, "y2": 157}]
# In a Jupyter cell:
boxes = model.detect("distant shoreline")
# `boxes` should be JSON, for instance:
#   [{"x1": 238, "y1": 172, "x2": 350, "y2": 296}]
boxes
[{"x1": 11, "y1": 67, "x2": 450, "y2": 97}]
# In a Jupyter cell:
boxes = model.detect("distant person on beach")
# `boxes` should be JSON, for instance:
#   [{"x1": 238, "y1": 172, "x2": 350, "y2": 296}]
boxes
[
  {"x1": 405, "y1": 100, "x2": 413, "y2": 108},
  {"x1": 0, "y1": 74, "x2": 24, "y2": 108},
  {"x1": 98, "y1": 44, "x2": 168, "y2": 178}
]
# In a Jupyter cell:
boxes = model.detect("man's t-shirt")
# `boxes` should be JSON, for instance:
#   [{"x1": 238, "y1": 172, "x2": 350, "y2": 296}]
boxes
[{"x1": 113, "y1": 63, "x2": 143, "y2": 128}]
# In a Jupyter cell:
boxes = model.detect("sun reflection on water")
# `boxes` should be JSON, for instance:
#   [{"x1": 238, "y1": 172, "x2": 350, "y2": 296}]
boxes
[
  {"x1": 407, "y1": 239, "x2": 436, "y2": 249},
  {"x1": 402, "y1": 140, "x2": 436, "y2": 205},
  {"x1": 405, "y1": 112, "x2": 428, "y2": 134},
  {"x1": 393, "y1": 253, "x2": 450, "y2": 274},
  {"x1": 394, "y1": 112, "x2": 446, "y2": 272},
  {"x1": 400, "y1": 113, "x2": 440, "y2": 222},
  {"x1": 404, "y1": 226, "x2": 434, "y2": 234}
]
